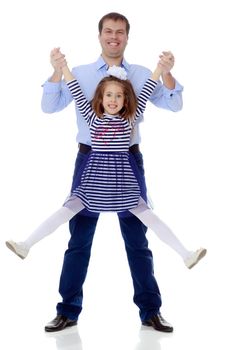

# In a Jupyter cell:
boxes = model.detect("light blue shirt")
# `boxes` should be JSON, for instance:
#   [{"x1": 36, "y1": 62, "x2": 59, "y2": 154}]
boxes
[{"x1": 41, "y1": 56, "x2": 183, "y2": 146}]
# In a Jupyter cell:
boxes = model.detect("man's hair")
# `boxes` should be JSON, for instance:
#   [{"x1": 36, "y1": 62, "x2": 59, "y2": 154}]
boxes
[
  {"x1": 98, "y1": 12, "x2": 130, "y2": 35},
  {"x1": 91, "y1": 76, "x2": 137, "y2": 121}
]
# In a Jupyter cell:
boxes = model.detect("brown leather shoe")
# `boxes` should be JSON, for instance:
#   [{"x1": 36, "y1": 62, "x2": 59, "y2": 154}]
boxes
[
  {"x1": 45, "y1": 315, "x2": 77, "y2": 332},
  {"x1": 142, "y1": 313, "x2": 173, "y2": 333}
]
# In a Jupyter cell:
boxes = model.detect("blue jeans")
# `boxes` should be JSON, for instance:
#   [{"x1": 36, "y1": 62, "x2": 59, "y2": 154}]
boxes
[{"x1": 56, "y1": 151, "x2": 162, "y2": 322}]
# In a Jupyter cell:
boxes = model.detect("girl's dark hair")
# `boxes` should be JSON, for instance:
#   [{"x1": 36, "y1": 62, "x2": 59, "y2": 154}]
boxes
[
  {"x1": 91, "y1": 76, "x2": 137, "y2": 121},
  {"x1": 98, "y1": 12, "x2": 130, "y2": 35}
]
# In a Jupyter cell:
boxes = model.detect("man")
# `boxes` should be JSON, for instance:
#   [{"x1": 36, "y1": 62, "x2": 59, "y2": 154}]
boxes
[{"x1": 42, "y1": 12, "x2": 183, "y2": 333}]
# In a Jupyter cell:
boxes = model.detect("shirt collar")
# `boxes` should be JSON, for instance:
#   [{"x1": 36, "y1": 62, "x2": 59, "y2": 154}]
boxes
[{"x1": 95, "y1": 56, "x2": 130, "y2": 73}]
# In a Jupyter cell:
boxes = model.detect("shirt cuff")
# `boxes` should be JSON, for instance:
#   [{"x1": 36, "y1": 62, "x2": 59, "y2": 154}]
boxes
[
  {"x1": 41, "y1": 79, "x2": 64, "y2": 92},
  {"x1": 163, "y1": 79, "x2": 184, "y2": 97}
]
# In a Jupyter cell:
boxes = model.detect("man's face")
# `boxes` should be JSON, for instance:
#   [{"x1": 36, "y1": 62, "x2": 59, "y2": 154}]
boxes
[{"x1": 99, "y1": 19, "x2": 128, "y2": 59}]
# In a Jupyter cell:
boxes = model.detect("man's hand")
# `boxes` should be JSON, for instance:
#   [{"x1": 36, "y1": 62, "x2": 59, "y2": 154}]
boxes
[
  {"x1": 50, "y1": 47, "x2": 67, "y2": 72},
  {"x1": 157, "y1": 51, "x2": 176, "y2": 89},
  {"x1": 158, "y1": 51, "x2": 175, "y2": 74},
  {"x1": 49, "y1": 48, "x2": 67, "y2": 82}
]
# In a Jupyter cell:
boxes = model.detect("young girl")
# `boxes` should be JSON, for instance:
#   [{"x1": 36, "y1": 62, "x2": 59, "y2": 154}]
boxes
[{"x1": 6, "y1": 61, "x2": 206, "y2": 269}]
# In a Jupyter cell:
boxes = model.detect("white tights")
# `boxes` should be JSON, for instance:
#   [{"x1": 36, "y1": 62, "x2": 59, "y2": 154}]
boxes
[
  {"x1": 24, "y1": 198, "x2": 84, "y2": 248},
  {"x1": 23, "y1": 197, "x2": 191, "y2": 260},
  {"x1": 130, "y1": 198, "x2": 191, "y2": 260}
]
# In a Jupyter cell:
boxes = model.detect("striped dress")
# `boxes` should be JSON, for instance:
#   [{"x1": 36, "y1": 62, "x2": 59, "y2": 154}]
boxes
[{"x1": 65, "y1": 78, "x2": 157, "y2": 213}]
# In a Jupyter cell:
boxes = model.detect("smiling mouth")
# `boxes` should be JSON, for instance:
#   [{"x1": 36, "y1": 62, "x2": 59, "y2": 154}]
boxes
[{"x1": 108, "y1": 42, "x2": 119, "y2": 47}]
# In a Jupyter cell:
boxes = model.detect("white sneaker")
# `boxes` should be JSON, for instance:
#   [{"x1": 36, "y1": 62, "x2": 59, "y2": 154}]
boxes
[
  {"x1": 184, "y1": 248, "x2": 207, "y2": 269},
  {"x1": 5, "y1": 240, "x2": 29, "y2": 259}
]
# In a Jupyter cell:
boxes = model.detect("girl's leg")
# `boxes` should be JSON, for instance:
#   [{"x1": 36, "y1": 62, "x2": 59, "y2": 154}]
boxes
[
  {"x1": 6, "y1": 197, "x2": 85, "y2": 259},
  {"x1": 24, "y1": 207, "x2": 77, "y2": 248},
  {"x1": 130, "y1": 206, "x2": 191, "y2": 260},
  {"x1": 130, "y1": 198, "x2": 206, "y2": 268}
]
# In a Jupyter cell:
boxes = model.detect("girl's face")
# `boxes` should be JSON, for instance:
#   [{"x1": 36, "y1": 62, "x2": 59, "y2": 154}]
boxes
[{"x1": 102, "y1": 82, "x2": 125, "y2": 115}]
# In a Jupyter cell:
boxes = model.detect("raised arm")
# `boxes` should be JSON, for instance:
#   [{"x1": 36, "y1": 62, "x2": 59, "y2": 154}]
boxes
[
  {"x1": 41, "y1": 48, "x2": 73, "y2": 113},
  {"x1": 49, "y1": 47, "x2": 66, "y2": 82},
  {"x1": 134, "y1": 62, "x2": 162, "y2": 120},
  {"x1": 61, "y1": 63, "x2": 93, "y2": 125},
  {"x1": 147, "y1": 51, "x2": 183, "y2": 112},
  {"x1": 62, "y1": 65, "x2": 76, "y2": 83},
  {"x1": 151, "y1": 63, "x2": 163, "y2": 82},
  {"x1": 46, "y1": 47, "x2": 76, "y2": 83},
  {"x1": 159, "y1": 51, "x2": 176, "y2": 89}
]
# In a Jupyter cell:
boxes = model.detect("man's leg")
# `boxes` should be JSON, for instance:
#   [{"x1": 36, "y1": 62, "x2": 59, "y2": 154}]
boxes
[
  {"x1": 125, "y1": 151, "x2": 160, "y2": 321},
  {"x1": 45, "y1": 212, "x2": 99, "y2": 332},
  {"x1": 118, "y1": 214, "x2": 161, "y2": 321},
  {"x1": 45, "y1": 149, "x2": 99, "y2": 332},
  {"x1": 119, "y1": 149, "x2": 173, "y2": 332},
  {"x1": 57, "y1": 213, "x2": 99, "y2": 319},
  {"x1": 118, "y1": 212, "x2": 173, "y2": 333}
]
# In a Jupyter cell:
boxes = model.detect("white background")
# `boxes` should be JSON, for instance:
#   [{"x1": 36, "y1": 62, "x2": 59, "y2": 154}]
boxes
[{"x1": 0, "y1": 0, "x2": 232, "y2": 349}]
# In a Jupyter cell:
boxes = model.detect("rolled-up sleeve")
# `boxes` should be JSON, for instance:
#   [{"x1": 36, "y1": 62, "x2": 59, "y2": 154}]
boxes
[
  {"x1": 149, "y1": 79, "x2": 184, "y2": 112},
  {"x1": 41, "y1": 79, "x2": 73, "y2": 113}
]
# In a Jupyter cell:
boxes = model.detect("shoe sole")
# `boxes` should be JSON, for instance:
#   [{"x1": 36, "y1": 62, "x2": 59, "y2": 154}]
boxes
[
  {"x1": 5, "y1": 241, "x2": 26, "y2": 259},
  {"x1": 188, "y1": 248, "x2": 207, "y2": 269}
]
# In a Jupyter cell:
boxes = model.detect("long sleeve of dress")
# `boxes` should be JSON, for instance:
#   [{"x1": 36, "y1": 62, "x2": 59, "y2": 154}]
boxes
[
  {"x1": 66, "y1": 79, "x2": 95, "y2": 126},
  {"x1": 134, "y1": 79, "x2": 158, "y2": 123}
]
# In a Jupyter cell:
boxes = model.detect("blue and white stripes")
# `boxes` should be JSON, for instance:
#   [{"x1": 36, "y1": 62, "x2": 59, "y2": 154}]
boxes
[{"x1": 65, "y1": 78, "x2": 157, "y2": 212}]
